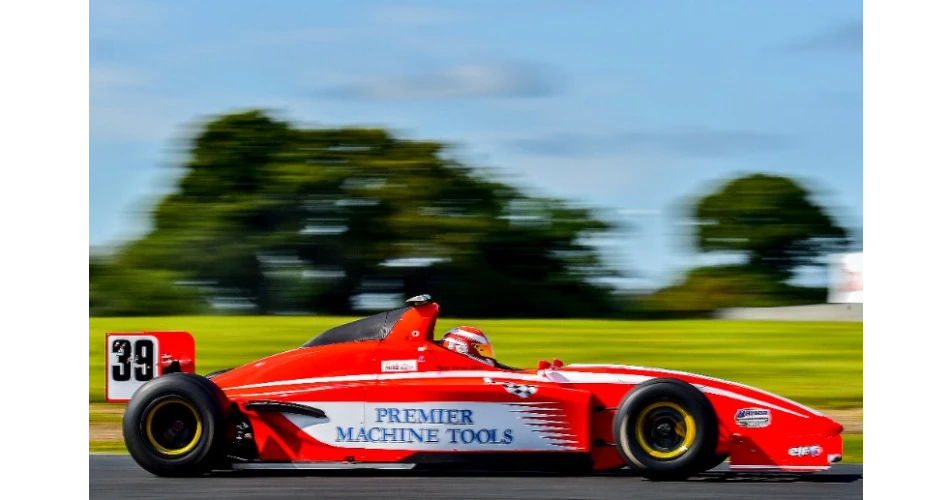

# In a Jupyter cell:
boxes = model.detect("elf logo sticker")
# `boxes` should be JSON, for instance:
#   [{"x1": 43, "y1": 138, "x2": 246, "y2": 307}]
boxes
[
  {"x1": 382, "y1": 360, "x2": 418, "y2": 372},
  {"x1": 788, "y1": 445, "x2": 822, "y2": 457}
]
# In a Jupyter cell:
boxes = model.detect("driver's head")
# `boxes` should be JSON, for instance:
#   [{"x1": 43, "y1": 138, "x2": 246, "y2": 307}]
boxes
[{"x1": 441, "y1": 326, "x2": 495, "y2": 366}]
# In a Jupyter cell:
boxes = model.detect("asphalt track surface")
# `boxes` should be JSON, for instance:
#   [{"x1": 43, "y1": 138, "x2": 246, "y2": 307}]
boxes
[{"x1": 90, "y1": 454, "x2": 862, "y2": 499}]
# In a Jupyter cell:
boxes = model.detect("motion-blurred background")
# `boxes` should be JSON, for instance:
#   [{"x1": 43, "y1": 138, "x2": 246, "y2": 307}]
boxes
[
  {"x1": 90, "y1": 0, "x2": 861, "y2": 319},
  {"x1": 89, "y1": 0, "x2": 862, "y2": 457}
]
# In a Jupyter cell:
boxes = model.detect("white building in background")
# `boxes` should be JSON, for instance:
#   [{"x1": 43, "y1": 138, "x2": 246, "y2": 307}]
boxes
[
  {"x1": 716, "y1": 251, "x2": 863, "y2": 321},
  {"x1": 828, "y1": 252, "x2": 863, "y2": 304}
]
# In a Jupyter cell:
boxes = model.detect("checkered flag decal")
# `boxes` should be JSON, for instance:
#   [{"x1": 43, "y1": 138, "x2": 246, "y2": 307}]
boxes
[{"x1": 502, "y1": 382, "x2": 538, "y2": 399}]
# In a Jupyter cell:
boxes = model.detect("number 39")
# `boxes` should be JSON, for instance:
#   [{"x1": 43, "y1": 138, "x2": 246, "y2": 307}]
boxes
[{"x1": 111, "y1": 339, "x2": 155, "y2": 382}]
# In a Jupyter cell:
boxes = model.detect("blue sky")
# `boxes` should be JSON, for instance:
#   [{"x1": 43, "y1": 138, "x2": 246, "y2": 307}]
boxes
[{"x1": 89, "y1": 0, "x2": 862, "y2": 290}]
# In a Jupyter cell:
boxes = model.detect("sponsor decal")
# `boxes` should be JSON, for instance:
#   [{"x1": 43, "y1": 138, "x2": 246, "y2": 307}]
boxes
[
  {"x1": 788, "y1": 445, "x2": 823, "y2": 457},
  {"x1": 482, "y1": 378, "x2": 538, "y2": 398},
  {"x1": 381, "y1": 360, "x2": 418, "y2": 372},
  {"x1": 336, "y1": 406, "x2": 513, "y2": 445},
  {"x1": 106, "y1": 334, "x2": 160, "y2": 401},
  {"x1": 284, "y1": 402, "x2": 582, "y2": 451},
  {"x1": 734, "y1": 408, "x2": 771, "y2": 428},
  {"x1": 502, "y1": 382, "x2": 538, "y2": 399}
]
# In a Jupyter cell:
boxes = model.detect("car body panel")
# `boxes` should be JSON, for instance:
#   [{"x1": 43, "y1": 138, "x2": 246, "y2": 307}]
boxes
[{"x1": 106, "y1": 298, "x2": 844, "y2": 473}]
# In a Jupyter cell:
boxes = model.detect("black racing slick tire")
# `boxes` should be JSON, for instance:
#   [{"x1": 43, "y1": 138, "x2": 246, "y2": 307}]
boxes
[
  {"x1": 701, "y1": 453, "x2": 729, "y2": 471},
  {"x1": 122, "y1": 372, "x2": 231, "y2": 477},
  {"x1": 612, "y1": 378, "x2": 719, "y2": 480}
]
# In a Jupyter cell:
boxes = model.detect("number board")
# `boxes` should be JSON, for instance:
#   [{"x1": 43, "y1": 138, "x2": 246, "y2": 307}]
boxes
[{"x1": 105, "y1": 334, "x2": 161, "y2": 402}]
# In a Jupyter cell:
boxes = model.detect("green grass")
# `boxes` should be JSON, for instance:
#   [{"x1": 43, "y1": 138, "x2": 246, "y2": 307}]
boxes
[
  {"x1": 90, "y1": 316, "x2": 862, "y2": 408},
  {"x1": 842, "y1": 434, "x2": 863, "y2": 463},
  {"x1": 89, "y1": 410, "x2": 122, "y2": 424},
  {"x1": 90, "y1": 440, "x2": 127, "y2": 453}
]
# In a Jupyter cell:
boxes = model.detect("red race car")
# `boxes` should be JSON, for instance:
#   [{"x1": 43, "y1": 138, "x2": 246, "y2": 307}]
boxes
[{"x1": 104, "y1": 295, "x2": 844, "y2": 479}]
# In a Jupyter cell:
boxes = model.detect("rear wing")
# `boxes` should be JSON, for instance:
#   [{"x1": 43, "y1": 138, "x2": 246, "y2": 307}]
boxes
[{"x1": 104, "y1": 331, "x2": 196, "y2": 403}]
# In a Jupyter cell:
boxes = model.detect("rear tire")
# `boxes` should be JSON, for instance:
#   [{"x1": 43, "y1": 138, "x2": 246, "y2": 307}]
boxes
[
  {"x1": 700, "y1": 453, "x2": 729, "y2": 471},
  {"x1": 612, "y1": 378, "x2": 719, "y2": 480},
  {"x1": 122, "y1": 373, "x2": 231, "y2": 477}
]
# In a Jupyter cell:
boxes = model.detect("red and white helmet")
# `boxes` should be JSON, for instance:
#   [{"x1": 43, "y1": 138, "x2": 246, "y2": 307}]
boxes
[{"x1": 441, "y1": 326, "x2": 496, "y2": 366}]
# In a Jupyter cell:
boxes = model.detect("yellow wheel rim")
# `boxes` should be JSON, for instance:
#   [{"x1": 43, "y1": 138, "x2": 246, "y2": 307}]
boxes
[
  {"x1": 634, "y1": 401, "x2": 696, "y2": 459},
  {"x1": 144, "y1": 398, "x2": 203, "y2": 456}
]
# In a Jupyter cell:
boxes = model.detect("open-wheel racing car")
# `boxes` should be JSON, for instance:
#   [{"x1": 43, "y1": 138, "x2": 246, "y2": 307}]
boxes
[{"x1": 104, "y1": 295, "x2": 845, "y2": 479}]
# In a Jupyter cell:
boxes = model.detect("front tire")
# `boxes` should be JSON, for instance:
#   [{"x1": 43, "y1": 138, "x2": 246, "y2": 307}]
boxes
[
  {"x1": 612, "y1": 378, "x2": 719, "y2": 480},
  {"x1": 122, "y1": 373, "x2": 231, "y2": 477}
]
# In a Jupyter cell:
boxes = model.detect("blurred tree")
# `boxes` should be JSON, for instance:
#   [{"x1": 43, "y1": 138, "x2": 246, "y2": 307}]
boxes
[
  {"x1": 638, "y1": 265, "x2": 826, "y2": 315},
  {"x1": 108, "y1": 109, "x2": 620, "y2": 317},
  {"x1": 691, "y1": 174, "x2": 850, "y2": 280},
  {"x1": 90, "y1": 255, "x2": 207, "y2": 316}
]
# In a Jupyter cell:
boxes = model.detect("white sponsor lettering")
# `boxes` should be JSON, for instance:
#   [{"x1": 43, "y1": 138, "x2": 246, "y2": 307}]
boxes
[
  {"x1": 734, "y1": 408, "x2": 771, "y2": 428},
  {"x1": 788, "y1": 445, "x2": 823, "y2": 457},
  {"x1": 382, "y1": 360, "x2": 418, "y2": 372}
]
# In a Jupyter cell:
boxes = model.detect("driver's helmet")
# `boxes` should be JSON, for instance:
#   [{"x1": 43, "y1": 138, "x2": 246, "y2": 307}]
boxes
[{"x1": 441, "y1": 326, "x2": 496, "y2": 366}]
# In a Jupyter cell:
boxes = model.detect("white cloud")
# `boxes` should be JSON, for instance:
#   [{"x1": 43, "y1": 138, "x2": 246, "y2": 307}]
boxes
[
  {"x1": 618, "y1": 209, "x2": 661, "y2": 216},
  {"x1": 251, "y1": 27, "x2": 354, "y2": 45},
  {"x1": 90, "y1": 93, "x2": 191, "y2": 142},
  {"x1": 505, "y1": 128, "x2": 791, "y2": 158},
  {"x1": 88, "y1": 65, "x2": 180, "y2": 142},
  {"x1": 89, "y1": 66, "x2": 148, "y2": 89},
  {"x1": 780, "y1": 20, "x2": 863, "y2": 53},
  {"x1": 319, "y1": 61, "x2": 560, "y2": 101}
]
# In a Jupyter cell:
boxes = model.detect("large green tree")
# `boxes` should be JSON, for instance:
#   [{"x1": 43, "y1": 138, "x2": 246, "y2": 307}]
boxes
[
  {"x1": 109, "y1": 110, "x2": 620, "y2": 317},
  {"x1": 691, "y1": 173, "x2": 850, "y2": 280},
  {"x1": 90, "y1": 254, "x2": 207, "y2": 316}
]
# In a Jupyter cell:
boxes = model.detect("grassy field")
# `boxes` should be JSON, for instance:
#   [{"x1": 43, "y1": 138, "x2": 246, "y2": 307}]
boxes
[{"x1": 89, "y1": 316, "x2": 862, "y2": 461}]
